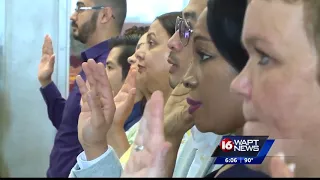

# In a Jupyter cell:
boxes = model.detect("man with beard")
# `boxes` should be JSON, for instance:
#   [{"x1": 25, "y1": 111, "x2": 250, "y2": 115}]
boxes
[{"x1": 37, "y1": 0, "x2": 127, "y2": 177}]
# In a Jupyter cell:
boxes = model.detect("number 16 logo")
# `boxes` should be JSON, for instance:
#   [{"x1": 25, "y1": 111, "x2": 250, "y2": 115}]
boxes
[{"x1": 220, "y1": 138, "x2": 234, "y2": 152}]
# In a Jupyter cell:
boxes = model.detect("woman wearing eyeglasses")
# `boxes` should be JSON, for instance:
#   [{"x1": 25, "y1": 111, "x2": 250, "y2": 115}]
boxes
[
  {"x1": 120, "y1": 0, "x2": 271, "y2": 178},
  {"x1": 69, "y1": 11, "x2": 181, "y2": 177}
]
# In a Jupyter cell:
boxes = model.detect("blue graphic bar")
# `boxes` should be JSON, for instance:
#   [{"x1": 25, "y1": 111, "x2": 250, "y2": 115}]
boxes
[
  {"x1": 213, "y1": 139, "x2": 275, "y2": 165},
  {"x1": 214, "y1": 157, "x2": 264, "y2": 164}
]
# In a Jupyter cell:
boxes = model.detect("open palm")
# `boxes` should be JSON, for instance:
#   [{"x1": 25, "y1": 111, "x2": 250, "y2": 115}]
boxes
[
  {"x1": 38, "y1": 35, "x2": 55, "y2": 86},
  {"x1": 122, "y1": 91, "x2": 171, "y2": 177},
  {"x1": 164, "y1": 83, "x2": 194, "y2": 138},
  {"x1": 77, "y1": 59, "x2": 115, "y2": 156},
  {"x1": 112, "y1": 67, "x2": 137, "y2": 127}
]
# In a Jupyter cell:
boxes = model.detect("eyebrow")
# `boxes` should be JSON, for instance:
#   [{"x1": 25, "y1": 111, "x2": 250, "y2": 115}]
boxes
[
  {"x1": 147, "y1": 32, "x2": 156, "y2": 39},
  {"x1": 136, "y1": 42, "x2": 145, "y2": 50},
  {"x1": 76, "y1": 1, "x2": 85, "y2": 6},
  {"x1": 183, "y1": 11, "x2": 197, "y2": 21},
  {"x1": 193, "y1": 32, "x2": 211, "y2": 43},
  {"x1": 106, "y1": 61, "x2": 113, "y2": 66},
  {"x1": 242, "y1": 35, "x2": 271, "y2": 48}
]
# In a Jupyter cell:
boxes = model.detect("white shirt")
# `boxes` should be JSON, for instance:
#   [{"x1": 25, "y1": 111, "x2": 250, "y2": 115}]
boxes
[
  {"x1": 76, "y1": 146, "x2": 112, "y2": 170},
  {"x1": 76, "y1": 127, "x2": 223, "y2": 177},
  {"x1": 187, "y1": 126, "x2": 223, "y2": 177}
]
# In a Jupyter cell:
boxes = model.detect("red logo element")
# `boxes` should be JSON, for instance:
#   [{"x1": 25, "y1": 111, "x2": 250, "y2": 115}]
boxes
[{"x1": 220, "y1": 138, "x2": 234, "y2": 152}]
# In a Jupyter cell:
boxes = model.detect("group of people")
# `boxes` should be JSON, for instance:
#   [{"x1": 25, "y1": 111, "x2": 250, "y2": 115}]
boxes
[{"x1": 37, "y1": 0, "x2": 320, "y2": 178}]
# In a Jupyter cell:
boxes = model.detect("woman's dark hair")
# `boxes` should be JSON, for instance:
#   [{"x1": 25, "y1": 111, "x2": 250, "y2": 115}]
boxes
[
  {"x1": 155, "y1": 11, "x2": 182, "y2": 37},
  {"x1": 124, "y1": 25, "x2": 150, "y2": 37},
  {"x1": 108, "y1": 35, "x2": 140, "y2": 80},
  {"x1": 207, "y1": 0, "x2": 248, "y2": 72}
]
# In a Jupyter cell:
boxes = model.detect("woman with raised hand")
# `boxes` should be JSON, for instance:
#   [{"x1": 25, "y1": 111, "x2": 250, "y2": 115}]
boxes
[
  {"x1": 69, "y1": 11, "x2": 181, "y2": 178},
  {"x1": 122, "y1": 0, "x2": 270, "y2": 178}
]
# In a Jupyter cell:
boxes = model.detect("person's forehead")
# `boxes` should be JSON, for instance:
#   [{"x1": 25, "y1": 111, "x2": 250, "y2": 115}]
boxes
[
  {"x1": 148, "y1": 20, "x2": 168, "y2": 38},
  {"x1": 243, "y1": 0, "x2": 304, "y2": 47},
  {"x1": 77, "y1": 0, "x2": 94, "y2": 6},
  {"x1": 194, "y1": 9, "x2": 207, "y2": 34},
  {"x1": 138, "y1": 34, "x2": 147, "y2": 44},
  {"x1": 108, "y1": 47, "x2": 122, "y2": 59},
  {"x1": 183, "y1": 0, "x2": 207, "y2": 25}
]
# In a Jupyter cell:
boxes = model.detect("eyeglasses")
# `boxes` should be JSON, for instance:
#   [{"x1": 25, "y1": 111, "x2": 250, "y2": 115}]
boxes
[
  {"x1": 75, "y1": 6, "x2": 115, "y2": 19},
  {"x1": 175, "y1": 16, "x2": 193, "y2": 46}
]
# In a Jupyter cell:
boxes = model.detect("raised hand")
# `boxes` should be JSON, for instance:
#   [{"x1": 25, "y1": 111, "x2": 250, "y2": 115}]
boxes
[
  {"x1": 106, "y1": 67, "x2": 137, "y2": 157},
  {"x1": 164, "y1": 83, "x2": 194, "y2": 139},
  {"x1": 159, "y1": 83, "x2": 194, "y2": 177},
  {"x1": 269, "y1": 153, "x2": 295, "y2": 178},
  {"x1": 77, "y1": 59, "x2": 115, "y2": 160},
  {"x1": 112, "y1": 67, "x2": 137, "y2": 128},
  {"x1": 38, "y1": 35, "x2": 55, "y2": 87},
  {"x1": 122, "y1": 91, "x2": 171, "y2": 178}
]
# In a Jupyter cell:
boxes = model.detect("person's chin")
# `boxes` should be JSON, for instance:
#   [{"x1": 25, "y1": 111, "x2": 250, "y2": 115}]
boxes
[
  {"x1": 72, "y1": 29, "x2": 78, "y2": 36},
  {"x1": 193, "y1": 109, "x2": 210, "y2": 133},
  {"x1": 243, "y1": 121, "x2": 269, "y2": 136},
  {"x1": 169, "y1": 75, "x2": 180, "y2": 89}
]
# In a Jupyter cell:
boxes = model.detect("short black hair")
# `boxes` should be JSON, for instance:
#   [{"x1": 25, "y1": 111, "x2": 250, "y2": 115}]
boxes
[
  {"x1": 108, "y1": 35, "x2": 140, "y2": 80},
  {"x1": 207, "y1": 0, "x2": 248, "y2": 72},
  {"x1": 93, "y1": 0, "x2": 127, "y2": 32},
  {"x1": 155, "y1": 11, "x2": 182, "y2": 37}
]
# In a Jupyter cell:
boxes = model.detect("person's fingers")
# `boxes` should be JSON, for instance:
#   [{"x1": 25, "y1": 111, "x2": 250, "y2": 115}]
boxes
[
  {"x1": 91, "y1": 60, "x2": 102, "y2": 84},
  {"x1": 47, "y1": 35, "x2": 54, "y2": 55},
  {"x1": 42, "y1": 35, "x2": 53, "y2": 55},
  {"x1": 147, "y1": 91, "x2": 165, "y2": 137},
  {"x1": 76, "y1": 75, "x2": 89, "y2": 104},
  {"x1": 87, "y1": 91, "x2": 105, "y2": 128},
  {"x1": 125, "y1": 88, "x2": 137, "y2": 107},
  {"x1": 152, "y1": 141, "x2": 172, "y2": 177},
  {"x1": 125, "y1": 67, "x2": 137, "y2": 90},
  {"x1": 96, "y1": 62, "x2": 114, "y2": 106},
  {"x1": 49, "y1": 54, "x2": 55, "y2": 68},
  {"x1": 82, "y1": 61, "x2": 97, "y2": 97},
  {"x1": 117, "y1": 67, "x2": 137, "y2": 95},
  {"x1": 180, "y1": 104, "x2": 194, "y2": 125},
  {"x1": 42, "y1": 35, "x2": 49, "y2": 55},
  {"x1": 270, "y1": 153, "x2": 295, "y2": 178},
  {"x1": 76, "y1": 75, "x2": 87, "y2": 97},
  {"x1": 170, "y1": 83, "x2": 190, "y2": 96},
  {"x1": 134, "y1": 91, "x2": 165, "y2": 151},
  {"x1": 134, "y1": 93, "x2": 156, "y2": 146}
]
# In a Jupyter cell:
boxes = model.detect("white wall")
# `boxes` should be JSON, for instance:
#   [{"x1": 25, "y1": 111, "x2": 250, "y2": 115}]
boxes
[
  {"x1": 71, "y1": 0, "x2": 190, "y2": 23},
  {"x1": 0, "y1": 0, "x2": 70, "y2": 177}
]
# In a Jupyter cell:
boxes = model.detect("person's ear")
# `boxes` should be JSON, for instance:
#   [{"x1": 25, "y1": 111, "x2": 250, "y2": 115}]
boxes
[{"x1": 100, "y1": 7, "x2": 114, "y2": 24}]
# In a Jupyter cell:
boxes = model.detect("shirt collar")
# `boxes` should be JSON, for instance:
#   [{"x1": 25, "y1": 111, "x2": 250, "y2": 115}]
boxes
[
  {"x1": 191, "y1": 126, "x2": 222, "y2": 152},
  {"x1": 124, "y1": 101, "x2": 144, "y2": 128},
  {"x1": 81, "y1": 40, "x2": 110, "y2": 61}
]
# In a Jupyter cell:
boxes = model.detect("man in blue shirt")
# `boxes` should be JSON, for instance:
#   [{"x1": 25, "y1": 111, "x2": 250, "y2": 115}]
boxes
[{"x1": 37, "y1": 0, "x2": 127, "y2": 177}]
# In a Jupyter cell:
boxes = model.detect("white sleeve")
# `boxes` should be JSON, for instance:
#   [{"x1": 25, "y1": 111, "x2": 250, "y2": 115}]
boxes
[
  {"x1": 77, "y1": 147, "x2": 112, "y2": 170},
  {"x1": 69, "y1": 146, "x2": 122, "y2": 178}
]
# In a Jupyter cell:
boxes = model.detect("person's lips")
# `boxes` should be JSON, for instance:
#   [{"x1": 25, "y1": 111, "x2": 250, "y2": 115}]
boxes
[
  {"x1": 71, "y1": 22, "x2": 77, "y2": 28},
  {"x1": 168, "y1": 58, "x2": 179, "y2": 74},
  {"x1": 138, "y1": 64, "x2": 146, "y2": 73},
  {"x1": 169, "y1": 64, "x2": 178, "y2": 74},
  {"x1": 187, "y1": 97, "x2": 202, "y2": 114}
]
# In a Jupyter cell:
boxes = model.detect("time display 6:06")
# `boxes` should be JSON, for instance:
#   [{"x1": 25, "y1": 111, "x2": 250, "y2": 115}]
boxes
[{"x1": 224, "y1": 157, "x2": 238, "y2": 163}]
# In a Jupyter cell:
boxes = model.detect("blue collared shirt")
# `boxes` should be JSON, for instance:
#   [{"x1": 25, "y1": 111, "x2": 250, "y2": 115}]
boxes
[{"x1": 124, "y1": 100, "x2": 144, "y2": 131}]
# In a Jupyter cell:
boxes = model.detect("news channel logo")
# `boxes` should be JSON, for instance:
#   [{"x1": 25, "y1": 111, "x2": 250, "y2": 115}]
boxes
[{"x1": 212, "y1": 136, "x2": 274, "y2": 164}]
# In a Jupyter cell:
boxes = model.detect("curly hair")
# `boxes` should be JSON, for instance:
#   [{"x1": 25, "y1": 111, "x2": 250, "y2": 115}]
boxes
[{"x1": 124, "y1": 25, "x2": 149, "y2": 37}]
